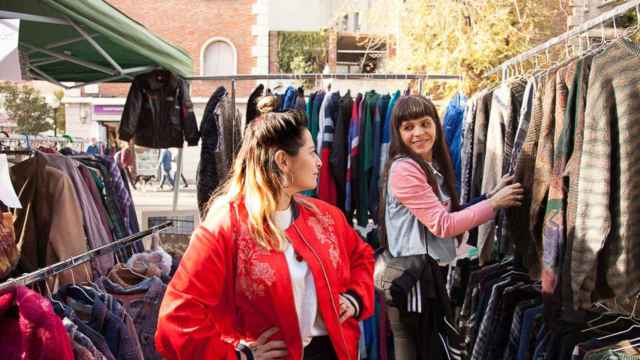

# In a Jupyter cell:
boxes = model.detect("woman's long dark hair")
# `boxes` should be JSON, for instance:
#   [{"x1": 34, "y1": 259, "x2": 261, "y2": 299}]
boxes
[{"x1": 378, "y1": 95, "x2": 460, "y2": 249}]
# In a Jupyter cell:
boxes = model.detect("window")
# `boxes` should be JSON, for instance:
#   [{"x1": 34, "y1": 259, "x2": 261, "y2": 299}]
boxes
[
  {"x1": 353, "y1": 12, "x2": 360, "y2": 32},
  {"x1": 201, "y1": 38, "x2": 237, "y2": 76},
  {"x1": 342, "y1": 14, "x2": 349, "y2": 31}
]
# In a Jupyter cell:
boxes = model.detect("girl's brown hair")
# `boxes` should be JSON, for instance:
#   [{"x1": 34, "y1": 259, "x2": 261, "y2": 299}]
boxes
[{"x1": 378, "y1": 95, "x2": 460, "y2": 249}]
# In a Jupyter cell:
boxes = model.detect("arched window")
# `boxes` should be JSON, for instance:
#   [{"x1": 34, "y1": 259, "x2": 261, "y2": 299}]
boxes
[{"x1": 201, "y1": 38, "x2": 237, "y2": 76}]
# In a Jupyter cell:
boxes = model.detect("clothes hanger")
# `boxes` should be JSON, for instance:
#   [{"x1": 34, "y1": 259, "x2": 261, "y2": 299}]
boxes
[
  {"x1": 612, "y1": 336, "x2": 640, "y2": 353},
  {"x1": 583, "y1": 294, "x2": 640, "y2": 333},
  {"x1": 598, "y1": 323, "x2": 640, "y2": 341},
  {"x1": 499, "y1": 268, "x2": 530, "y2": 280},
  {"x1": 620, "y1": 6, "x2": 640, "y2": 44},
  {"x1": 79, "y1": 261, "x2": 100, "y2": 291},
  {"x1": 587, "y1": 301, "x2": 617, "y2": 326},
  {"x1": 43, "y1": 278, "x2": 66, "y2": 310},
  {"x1": 56, "y1": 257, "x2": 94, "y2": 304}
]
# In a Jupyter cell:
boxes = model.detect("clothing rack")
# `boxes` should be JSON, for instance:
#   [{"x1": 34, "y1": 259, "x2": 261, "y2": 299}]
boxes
[
  {"x1": 0, "y1": 149, "x2": 33, "y2": 156},
  {"x1": 0, "y1": 134, "x2": 83, "y2": 153},
  {"x1": 185, "y1": 73, "x2": 463, "y2": 110},
  {"x1": 169, "y1": 72, "x2": 463, "y2": 211},
  {"x1": 0, "y1": 221, "x2": 173, "y2": 293},
  {"x1": 485, "y1": 0, "x2": 640, "y2": 78}
]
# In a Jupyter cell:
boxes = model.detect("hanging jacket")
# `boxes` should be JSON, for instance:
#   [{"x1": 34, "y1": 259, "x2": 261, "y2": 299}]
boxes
[
  {"x1": 295, "y1": 87, "x2": 306, "y2": 111},
  {"x1": 54, "y1": 285, "x2": 144, "y2": 360},
  {"x1": 246, "y1": 84, "x2": 264, "y2": 126},
  {"x1": 310, "y1": 92, "x2": 325, "y2": 148},
  {"x1": 346, "y1": 94, "x2": 363, "y2": 217},
  {"x1": 357, "y1": 91, "x2": 380, "y2": 227},
  {"x1": 317, "y1": 91, "x2": 335, "y2": 154},
  {"x1": 306, "y1": 92, "x2": 316, "y2": 121},
  {"x1": 282, "y1": 86, "x2": 297, "y2": 111},
  {"x1": 119, "y1": 70, "x2": 199, "y2": 149},
  {"x1": 369, "y1": 94, "x2": 390, "y2": 222},
  {"x1": 197, "y1": 86, "x2": 227, "y2": 216},
  {"x1": 0, "y1": 286, "x2": 74, "y2": 360},
  {"x1": 41, "y1": 153, "x2": 114, "y2": 276},
  {"x1": 215, "y1": 96, "x2": 242, "y2": 182},
  {"x1": 197, "y1": 88, "x2": 242, "y2": 217},
  {"x1": 9, "y1": 153, "x2": 92, "y2": 286},
  {"x1": 380, "y1": 91, "x2": 401, "y2": 176},
  {"x1": 318, "y1": 92, "x2": 341, "y2": 205},
  {"x1": 443, "y1": 93, "x2": 467, "y2": 193},
  {"x1": 302, "y1": 92, "x2": 318, "y2": 197},
  {"x1": 330, "y1": 92, "x2": 353, "y2": 214},
  {"x1": 156, "y1": 196, "x2": 374, "y2": 360}
]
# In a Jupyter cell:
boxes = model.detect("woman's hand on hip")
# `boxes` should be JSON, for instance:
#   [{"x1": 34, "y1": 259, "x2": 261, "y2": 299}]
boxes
[
  {"x1": 246, "y1": 327, "x2": 288, "y2": 360},
  {"x1": 339, "y1": 294, "x2": 357, "y2": 323},
  {"x1": 489, "y1": 182, "x2": 524, "y2": 209}
]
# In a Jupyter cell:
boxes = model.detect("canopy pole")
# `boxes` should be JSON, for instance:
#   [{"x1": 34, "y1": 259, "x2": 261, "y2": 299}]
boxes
[
  {"x1": 231, "y1": 79, "x2": 237, "y2": 119},
  {"x1": 172, "y1": 82, "x2": 193, "y2": 212},
  {"x1": 28, "y1": 66, "x2": 70, "y2": 89},
  {"x1": 25, "y1": 34, "x2": 101, "y2": 55},
  {"x1": 21, "y1": 43, "x2": 117, "y2": 76},
  {"x1": 418, "y1": 78, "x2": 424, "y2": 95},
  {"x1": 64, "y1": 15, "x2": 126, "y2": 75},
  {"x1": 0, "y1": 10, "x2": 68, "y2": 25},
  {"x1": 172, "y1": 146, "x2": 183, "y2": 212}
]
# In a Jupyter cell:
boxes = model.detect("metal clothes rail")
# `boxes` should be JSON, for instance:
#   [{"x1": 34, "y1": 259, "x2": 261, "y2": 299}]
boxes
[
  {"x1": 486, "y1": 0, "x2": 640, "y2": 77},
  {"x1": 0, "y1": 221, "x2": 173, "y2": 293},
  {"x1": 169, "y1": 72, "x2": 463, "y2": 211}
]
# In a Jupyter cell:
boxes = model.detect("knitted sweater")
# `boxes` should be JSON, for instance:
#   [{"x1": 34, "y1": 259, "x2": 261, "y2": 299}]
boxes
[
  {"x1": 562, "y1": 55, "x2": 592, "y2": 311},
  {"x1": 573, "y1": 39, "x2": 640, "y2": 309}
]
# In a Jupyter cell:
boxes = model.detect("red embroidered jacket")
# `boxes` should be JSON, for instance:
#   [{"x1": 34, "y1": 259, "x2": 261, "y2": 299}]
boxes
[{"x1": 156, "y1": 196, "x2": 375, "y2": 360}]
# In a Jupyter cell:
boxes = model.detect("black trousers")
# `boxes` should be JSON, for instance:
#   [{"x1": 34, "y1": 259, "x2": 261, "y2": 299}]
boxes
[{"x1": 303, "y1": 336, "x2": 338, "y2": 360}]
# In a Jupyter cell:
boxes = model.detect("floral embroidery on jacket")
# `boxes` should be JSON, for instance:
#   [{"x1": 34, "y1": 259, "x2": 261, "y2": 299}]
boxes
[
  {"x1": 307, "y1": 213, "x2": 341, "y2": 269},
  {"x1": 235, "y1": 222, "x2": 276, "y2": 300}
]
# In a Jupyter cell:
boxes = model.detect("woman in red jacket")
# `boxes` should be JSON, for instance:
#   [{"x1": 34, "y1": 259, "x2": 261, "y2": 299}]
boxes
[{"x1": 156, "y1": 110, "x2": 375, "y2": 360}]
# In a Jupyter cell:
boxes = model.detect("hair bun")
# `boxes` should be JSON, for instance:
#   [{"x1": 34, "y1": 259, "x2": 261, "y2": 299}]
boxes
[{"x1": 257, "y1": 96, "x2": 279, "y2": 115}]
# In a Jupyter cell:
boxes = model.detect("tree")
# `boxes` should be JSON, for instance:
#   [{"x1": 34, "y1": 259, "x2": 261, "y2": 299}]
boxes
[
  {"x1": 277, "y1": 31, "x2": 328, "y2": 73},
  {"x1": 369, "y1": 0, "x2": 570, "y2": 99},
  {"x1": 53, "y1": 89, "x2": 65, "y2": 135},
  {"x1": 0, "y1": 82, "x2": 53, "y2": 134}
]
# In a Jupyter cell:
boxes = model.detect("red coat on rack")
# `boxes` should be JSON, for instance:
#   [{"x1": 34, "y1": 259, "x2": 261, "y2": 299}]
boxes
[{"x1": 156, "y1": 196, "x2": 374, "y2": 360}]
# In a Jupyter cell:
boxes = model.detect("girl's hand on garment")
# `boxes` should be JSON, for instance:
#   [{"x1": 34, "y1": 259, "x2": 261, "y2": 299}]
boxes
[
  {"x1": 247, "y1": 327, "x2": 288, "y2": 360},
  {"x1": 339, "y1": 294, "x2": 357, "y2": 323},
  {"x1": 489, "y1": 182, "x2": 524, "y2": 209},
  {"x1": 488, "y1": 174, "x2": 515, "y2": 198}
]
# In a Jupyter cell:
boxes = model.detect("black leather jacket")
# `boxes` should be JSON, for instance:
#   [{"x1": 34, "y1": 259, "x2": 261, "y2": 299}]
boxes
[{"x1": 119, "y1": 70, "x2": 199, "y2": 148}]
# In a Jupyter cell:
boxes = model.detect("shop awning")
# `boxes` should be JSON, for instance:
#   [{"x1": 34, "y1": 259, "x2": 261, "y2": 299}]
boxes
[{"x1": 0, "y1": 0, "x2": 193, "y2": 87}]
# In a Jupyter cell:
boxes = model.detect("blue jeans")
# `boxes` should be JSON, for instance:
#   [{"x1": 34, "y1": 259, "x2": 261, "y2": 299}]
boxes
[{"x1": 159, "y1": 168, "x2": 174, "y2": 189}]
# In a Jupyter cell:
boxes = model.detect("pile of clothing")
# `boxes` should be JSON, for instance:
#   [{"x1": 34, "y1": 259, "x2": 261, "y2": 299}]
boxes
[{"x1": 0, "y1": 246, "x2": 177, "y2": 360}]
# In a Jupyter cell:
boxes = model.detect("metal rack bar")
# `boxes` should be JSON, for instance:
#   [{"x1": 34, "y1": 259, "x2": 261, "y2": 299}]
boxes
[
  {"x1": 0, "y1": 221, "x2": 173, "y2": 293},
  {"x1": 486, "y1": 0, "x2": 640, "y2": 77},
  {"x1": 0, "y1": 150, "x2": 33, "y2": 156},
  {"x1": 184, "y1": 73, "x2": 462, "y2": 81}
]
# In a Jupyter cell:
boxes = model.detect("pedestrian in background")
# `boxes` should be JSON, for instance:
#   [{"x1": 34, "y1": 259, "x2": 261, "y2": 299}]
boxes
[{"x1": 158, "y1": 148, "x2": 174, "y2": 190}]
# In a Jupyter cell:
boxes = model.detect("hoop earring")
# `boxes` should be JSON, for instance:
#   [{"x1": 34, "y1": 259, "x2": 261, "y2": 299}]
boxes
[{"x1": 282, "y1": 172, "x2": 294, "y2": 188}]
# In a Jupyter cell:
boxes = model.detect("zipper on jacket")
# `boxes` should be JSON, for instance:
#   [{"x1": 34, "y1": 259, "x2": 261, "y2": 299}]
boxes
[{"x1": 292, "y1": 222, "x2": 352, "y2": 360}]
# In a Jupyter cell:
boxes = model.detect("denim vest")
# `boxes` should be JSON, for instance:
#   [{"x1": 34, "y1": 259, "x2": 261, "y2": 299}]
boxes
[{"x1": 385, "y1": 158, "x2": 457, "y2": 265}]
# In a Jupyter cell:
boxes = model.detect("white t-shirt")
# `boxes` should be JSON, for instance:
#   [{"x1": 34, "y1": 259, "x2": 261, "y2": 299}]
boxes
[{"x1": 273, "y1": 206, "x2": 327, "y2": 347}]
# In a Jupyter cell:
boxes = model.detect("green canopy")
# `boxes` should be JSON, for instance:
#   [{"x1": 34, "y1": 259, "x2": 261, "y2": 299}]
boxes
[{"x1": 0, "y1": 0, "x2": 193, "y2": 87}]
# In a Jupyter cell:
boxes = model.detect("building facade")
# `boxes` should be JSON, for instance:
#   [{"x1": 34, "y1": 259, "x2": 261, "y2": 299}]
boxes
[{"x1": 61, "y1": 0, "x2": 395, "y2": 150}]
